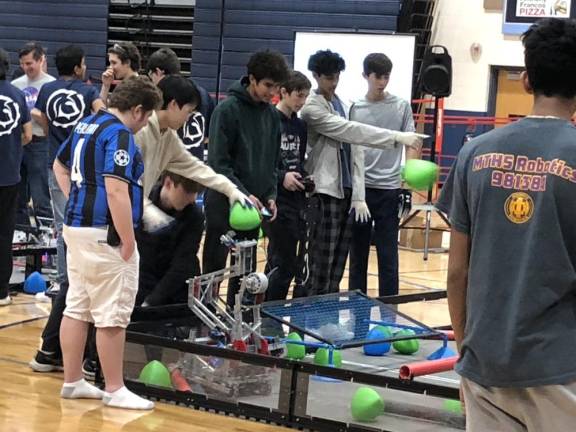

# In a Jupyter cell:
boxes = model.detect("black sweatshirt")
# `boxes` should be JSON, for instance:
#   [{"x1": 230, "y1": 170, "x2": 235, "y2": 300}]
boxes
[{"x1": 136, "y1": 184, "x2": 205, "y2": 306}]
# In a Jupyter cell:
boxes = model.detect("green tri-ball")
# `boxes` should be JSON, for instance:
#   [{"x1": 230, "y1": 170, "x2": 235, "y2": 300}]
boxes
[
  {"x1": 350, "y1": 387, "x2": 385, "y2": 422},
  {"x1": 443, "y1": 399, "x2": 464, "y2": 414},
  {"x1": 314, "y1": 347, "x2": 343, "y2": 367},
  {"x1": 229, "y1": 202, "x2": 261, "y2": 231},
  {"x1": 285, "y1": 332, "x2": 306, "y2": 360},
  {"x1": 392, "y1": 329, "x2": 420, "y2": 355},
  {"x1": 402, "y1": 159, "x2": 439, "y2": 191},
  {"x1": 138, "y1": 360, "x2": 173, "y2": 389}
]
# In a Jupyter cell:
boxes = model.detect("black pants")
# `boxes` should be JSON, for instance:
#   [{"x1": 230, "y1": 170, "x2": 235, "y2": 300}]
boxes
[
  {"x1": 0, "y1": 184, "x2": 19, "y2": 299},
  {"x1": 201, "y1": 190, "x2": 259, "y2": 307},
  {"x1": 263, "y1": 207, "x2": 307, "y2": 301},
  {"x1": 40, "y1": 279, "x2": 69, "y2": 355},
  {"x1": 349, "y1": 188, "x2": 400, "y2": 297}
]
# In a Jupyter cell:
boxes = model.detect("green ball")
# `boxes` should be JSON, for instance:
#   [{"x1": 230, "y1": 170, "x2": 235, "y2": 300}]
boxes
[
  {"x1": 229, "y1": 202, "x2": 261, "y2": 231},
  {"x1": 392, "y1": 329, "x2": 420, "y2": 355},
  {"x1": 285, "y1": 332, "x2": 306, "y2": 360},
  {"x1": 314, "y1": 347, "x2": 342, "y2": 367},
  {"x1": 138, "y1": 360, "x2": 173, "y2": 389},
  {"x1": 402, "y1": 159, "x2": 439, "y2": 191},
  {"x1": 350, "y1": 387, "x2": 384, "y2": 422},
  {"x1": 443, "y1": 399, "x2": 464, "y2": 414}
]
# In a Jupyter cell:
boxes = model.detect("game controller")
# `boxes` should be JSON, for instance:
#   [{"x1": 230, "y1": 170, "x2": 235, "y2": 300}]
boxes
[{"x1": 260, "y1": 207, "x2": 273, "y2": 219}]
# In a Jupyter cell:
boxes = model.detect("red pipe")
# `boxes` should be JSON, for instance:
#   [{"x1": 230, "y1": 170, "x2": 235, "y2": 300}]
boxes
[
  {"x1": 171, "y1": 368, "x2": 192, "y2": 392},
  {"x1": 399, "y1": 356, "x2": 458, "y2": 380}
]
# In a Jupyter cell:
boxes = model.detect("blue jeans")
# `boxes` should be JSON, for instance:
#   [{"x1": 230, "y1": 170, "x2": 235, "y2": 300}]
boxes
[
  {"x1": 48, "y1": 170, "x2": 68, "y2": 286},
  {"x1": 16, "y1": 138, "x2": 51, "y2": 225},
  {"x1": 349, "y1": 188, "x2": 400, "y2": 297}
]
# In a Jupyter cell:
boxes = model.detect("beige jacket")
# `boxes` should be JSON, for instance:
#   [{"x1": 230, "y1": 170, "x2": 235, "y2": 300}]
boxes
[{"x1": 135, "y1": 112, "x2": 238, "y2": 198}]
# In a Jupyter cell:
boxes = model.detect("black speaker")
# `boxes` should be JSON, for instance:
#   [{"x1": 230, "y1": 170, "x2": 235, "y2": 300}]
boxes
[{"x1": 420, "y1": 45, "x2": 452, "y2": 97}]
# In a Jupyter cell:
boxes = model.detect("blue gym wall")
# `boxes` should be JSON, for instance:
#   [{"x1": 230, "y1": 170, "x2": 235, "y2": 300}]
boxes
[
  {"x1": 0, "y1": 0, "x2": 109, "y2": 81},
  {"x1": 191, "y1": 0, "x2": 403, "y2": 95}
]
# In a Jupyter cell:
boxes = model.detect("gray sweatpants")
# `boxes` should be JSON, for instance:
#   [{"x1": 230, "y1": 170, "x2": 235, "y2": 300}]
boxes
[{"x1": 462, "y1": 377, "x2": 576, "y2": 431}]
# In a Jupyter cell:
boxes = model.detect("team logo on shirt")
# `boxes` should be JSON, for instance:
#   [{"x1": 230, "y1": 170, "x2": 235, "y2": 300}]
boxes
[
  {"x1": 46, "y1": 89, "x2": 86, "y2": 128},
  {"x1": 182, "y1": 112, "x2": 205, "y2": 149},
  {"x1": 504, "y1": 192, "x2": 534, "y2": 224},
  {"x1": 22, "y1": 86, "x2": 39, "y2": 111},
  {"x1": 0, "y1": 95, "x2": 21, "y2": 137},
  {"x1": 113, "y1": 149, "x2": 130, "y2": 167}
]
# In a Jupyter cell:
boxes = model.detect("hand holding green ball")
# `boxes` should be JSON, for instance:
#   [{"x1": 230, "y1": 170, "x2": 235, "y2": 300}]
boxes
[{"x1": 229, "y1": 201, "x2": 261, "y2": 231}]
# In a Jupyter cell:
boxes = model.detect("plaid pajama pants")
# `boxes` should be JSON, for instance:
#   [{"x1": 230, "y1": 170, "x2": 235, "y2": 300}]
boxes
[{"x1": 306, "y1": 192, "x2": 353, "y2": 296}]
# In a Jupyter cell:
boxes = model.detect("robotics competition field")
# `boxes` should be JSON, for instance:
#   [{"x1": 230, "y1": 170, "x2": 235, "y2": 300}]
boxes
[{"x1": 113, "y1": 234, "x2": 463, "y2": 432}]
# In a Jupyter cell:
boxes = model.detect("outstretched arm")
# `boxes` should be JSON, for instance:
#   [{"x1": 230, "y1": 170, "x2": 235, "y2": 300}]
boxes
[
  {"x1": 301, "y1": 98, "x2": 423, "y2": 151},
  {"x1": 165, "y1": 130, "x2": 251, "y2": 207}
]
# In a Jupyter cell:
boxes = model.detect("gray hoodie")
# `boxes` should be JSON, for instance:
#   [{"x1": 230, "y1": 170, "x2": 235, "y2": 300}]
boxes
[{"x1": 301, "y1": 92, "x2": 401, "y2": 200}]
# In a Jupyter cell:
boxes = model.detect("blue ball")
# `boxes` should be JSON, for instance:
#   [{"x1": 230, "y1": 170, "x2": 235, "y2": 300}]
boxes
[
  {"x1": 363, "y1": 327, "x2": 392, "y2": 356},
  {"x1": 23, "y1": 271, "x2": 46, "y2": 294}
]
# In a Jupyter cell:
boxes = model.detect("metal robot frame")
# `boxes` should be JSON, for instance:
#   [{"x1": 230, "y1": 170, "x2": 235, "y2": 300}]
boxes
[{"x1": 187, "y1": 232, "x2": 272, "y2": 354}]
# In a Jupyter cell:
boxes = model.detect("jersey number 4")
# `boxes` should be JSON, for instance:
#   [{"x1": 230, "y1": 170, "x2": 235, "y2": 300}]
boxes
[{"x1": 70, "y1": 137, "x2": 85, "y2": 188}]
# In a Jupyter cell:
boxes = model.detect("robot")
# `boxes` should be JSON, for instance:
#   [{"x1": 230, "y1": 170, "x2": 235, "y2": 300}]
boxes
[
  {"x1": 187, "y1": 231, "x2": 278, "y2": 355},
  {"x1": 172, "y1": 232, "x2": 282, "y2": 400}
]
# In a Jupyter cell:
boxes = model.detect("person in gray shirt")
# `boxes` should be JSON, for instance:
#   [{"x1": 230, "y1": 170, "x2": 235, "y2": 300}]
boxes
[
  {"x1": 448, "y1": 17, "x2": 576, "y2": 431},
  {"x1": 348, "y1": 53, "x2": 419, "y2": 297},
  {"x1": 11, "y1": 42, "x2": 55, "y2": 225}
]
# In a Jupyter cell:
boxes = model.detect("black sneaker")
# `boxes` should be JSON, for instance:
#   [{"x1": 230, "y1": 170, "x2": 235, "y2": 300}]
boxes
[
  {"x1": 82, "y1": 358, "x2": 98, "y2": 381},
  {"x1": 29, "y1": 351, "x2": 63, "y2": 372}
]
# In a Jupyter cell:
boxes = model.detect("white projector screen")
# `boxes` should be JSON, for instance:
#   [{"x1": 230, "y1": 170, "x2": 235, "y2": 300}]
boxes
[{"x1": 294, "y1": 32, "x2": 416, "y2": 106}]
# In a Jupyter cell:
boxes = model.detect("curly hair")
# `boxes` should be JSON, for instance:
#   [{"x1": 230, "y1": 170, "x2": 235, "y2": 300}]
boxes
[
  {"x1": 307, "y1": 50, "x2": 346, "y2": 76},
  {"x1": 247, "y1": 50, "x2": 290, "y2": 83},
  {"x1": 522, "y1": 18, "x2": 576, "y2": 98}
]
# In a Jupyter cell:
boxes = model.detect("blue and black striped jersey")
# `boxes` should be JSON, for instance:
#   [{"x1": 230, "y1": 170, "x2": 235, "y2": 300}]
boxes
[{"x1": 56, "y1": 110, "x2": 144, "y2": 228}]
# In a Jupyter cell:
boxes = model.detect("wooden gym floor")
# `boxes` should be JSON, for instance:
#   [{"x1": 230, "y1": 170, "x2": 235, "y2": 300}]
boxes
[{"x1": 0, "y1": 235, "x2": 450, "y2": 432}]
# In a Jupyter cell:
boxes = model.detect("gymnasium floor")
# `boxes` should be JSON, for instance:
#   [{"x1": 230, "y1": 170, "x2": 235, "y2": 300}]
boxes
[{"x1": 0, "y1": 234, "x2": 451, "y2": 432}]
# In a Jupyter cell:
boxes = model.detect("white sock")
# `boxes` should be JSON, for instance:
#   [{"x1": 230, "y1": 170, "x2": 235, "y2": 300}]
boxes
[
  {"x1": 61, "y1": 378, "x2": 104, "y2": 399},
  {"x1": 103, "y1": 386, "x2": 154, "y2": 410}
]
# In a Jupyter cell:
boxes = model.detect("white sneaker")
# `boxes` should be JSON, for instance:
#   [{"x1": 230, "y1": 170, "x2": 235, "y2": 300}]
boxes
[
  {"x1": 0, "y1": 296, "x2": 12, "y2": 306},
  {"x1": 46, "y1": 281, "x2": 60, "y2": 295},
  {"x1": 12, "y1": 230, "x2": 27, "y2": 243}
]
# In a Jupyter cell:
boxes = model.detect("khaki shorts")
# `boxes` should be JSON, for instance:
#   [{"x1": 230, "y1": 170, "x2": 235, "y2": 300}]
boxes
[
  {"x1": 63, "y1": 225, "x2": 139, "y2": 328},
  {"x1": 462, "y1": 377, "x2": 576, "y2": 431}
]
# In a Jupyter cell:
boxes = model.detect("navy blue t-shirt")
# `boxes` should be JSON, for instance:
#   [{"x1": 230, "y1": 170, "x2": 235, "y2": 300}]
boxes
[
  {"x1": 56, "y1": 110, "x2": 144, "y2": 228},
  {"x1": 331, "y1": 97, "x2": 352, "y2": 190},
  {"x1": 276, "y1": 109, "x2": 308, "y2": 211},
  {"x1": 178, "y1": 80, "x2": 215, "y2": 161},
  {"x1": 0, "y1": 81, "x2": 31, "y2": 186},
  {"x1": 35, "y1": 78, "x2": 100, "y2": 165}
]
